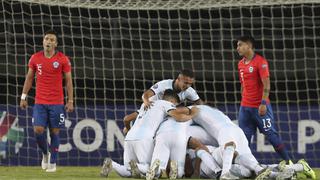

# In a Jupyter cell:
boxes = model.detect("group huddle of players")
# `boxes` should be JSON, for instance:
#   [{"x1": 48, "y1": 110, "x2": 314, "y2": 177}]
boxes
[{"x1": 99, "y1": 70, "x2": 316, "y2": 180}]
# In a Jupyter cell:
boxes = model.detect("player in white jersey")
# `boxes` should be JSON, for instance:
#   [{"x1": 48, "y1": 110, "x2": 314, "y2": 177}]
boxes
[
  {"x1": 190, "y1": 105, "x2": 272, "y2": 179},
  {"x1": 142, "y1": 69, "x2": 203, "y2": 109},
  {"x1": 185, "y1": 145, "x2": 297, "y2": 180},
  {"x1": 100, "y1": 89, "x2": 199, "y2": 178},
  {"x1": 186, "y1": 124, "x2": 219, "y2": 147},
  {"x1": 146, "y1": 117, "x2": 192, "y2": 180}
]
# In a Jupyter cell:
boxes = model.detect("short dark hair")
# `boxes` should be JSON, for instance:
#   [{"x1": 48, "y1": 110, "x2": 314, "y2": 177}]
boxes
[
  {"x1": 237, "y1": 35, "x2": 255, "y2": 48},
  {"x1": 44, "y1": 29, "x2": 58, "y2": 38},
  {"x1": 179, "y1": 69, "x2": 194, "y2": 78},
  {"x1": 163, "y1": 89, "x2": 180, "y2": 103}
]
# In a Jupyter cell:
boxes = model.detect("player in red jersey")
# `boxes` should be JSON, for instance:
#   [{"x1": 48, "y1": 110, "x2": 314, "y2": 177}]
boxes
[
  {"x1": 236, "y1": 36, "x2": 291, "y2": 163},
  {"x1": 20, "y1": 30, "x2": 74, "y2": 172}
]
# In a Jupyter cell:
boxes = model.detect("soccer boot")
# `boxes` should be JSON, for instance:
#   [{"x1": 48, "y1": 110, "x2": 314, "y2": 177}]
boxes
[
  {"x1": 129, "y1": 160, "x2": 141, "y2": 178},
  {"x1": 100, "y1": 158, "x2": 113, "y2": 177},
  {"x1": 146, "y1": 159, "x2": 160, "y2": 180},
  {"x1": 298, "y1": 159, "x2": 316, "y2": 179},
  {"x1": 255, "y1": 168, "x2": 271, "y2": 180},
  {"x1": 46, "y1": 163, "x2": 56, "y2": 172},
  {"x1": 169, "y1": 160, "x2": 178, "y2": 180}
]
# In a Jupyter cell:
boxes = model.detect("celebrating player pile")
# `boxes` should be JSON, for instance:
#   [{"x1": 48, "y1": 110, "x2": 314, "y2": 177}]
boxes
[{"x1": 100, "y1": 69, "x2": 316, "y2": 180}]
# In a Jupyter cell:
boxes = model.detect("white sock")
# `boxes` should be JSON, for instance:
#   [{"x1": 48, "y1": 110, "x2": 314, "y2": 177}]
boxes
[
  {"x1": 137, "y1": 163, "x2": 150, "y2": 175},
  {"x1": 286, "y1": 164, "x2": 304, "y2": 172},
  {"x1": 221, "y1": 145, "x2": 235, "y2": 175},
  {"x1": 196, "y1": 149, "x2": 221, "y2": 173},
  {"x1": 230, "y1": 164, "x2": 252, "y2": 178},
  {"x1": 112, "y1": 161, "x2": 131, "y2": 177},
  {"x1": 234, "y1": 154, "x2": 263, "y2": 175},
  {"x1": 269, "y1": 171, "x2": 279, "y2": 178}
]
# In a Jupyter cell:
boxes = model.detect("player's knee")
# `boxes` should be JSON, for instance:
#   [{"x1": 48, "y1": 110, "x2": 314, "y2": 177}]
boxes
[
  {"x1": 34, "y1": 126, "x2": 45, "y2": 134},
  {"x1": 224, "y1": 141, "x2": 236, "y2": 149},
  {"x1": 50, "y1": 128, "x2": 60, "y2": 135}
]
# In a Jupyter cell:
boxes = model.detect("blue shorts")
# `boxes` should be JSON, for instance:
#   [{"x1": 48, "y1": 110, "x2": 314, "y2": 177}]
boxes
[
  {"x1": 239, "y1": 104, "x2": 278, "y2": 139},
  {"x1": 33, "y1": 104, "x2": 65, "y2": 129}
]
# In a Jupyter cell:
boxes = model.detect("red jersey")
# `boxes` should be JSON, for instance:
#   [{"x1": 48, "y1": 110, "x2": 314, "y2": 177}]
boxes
[
  {"x1": 238, "y1": 54, "x2": 270, "y2": 108},
  {"x1": 28, "y1": 51, "x2": 71, "y2": 105}
]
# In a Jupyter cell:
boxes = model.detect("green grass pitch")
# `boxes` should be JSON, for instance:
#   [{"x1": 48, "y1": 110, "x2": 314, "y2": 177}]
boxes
[{"x1": 0, "y1": 166, "x2": 319, "y2": 180}]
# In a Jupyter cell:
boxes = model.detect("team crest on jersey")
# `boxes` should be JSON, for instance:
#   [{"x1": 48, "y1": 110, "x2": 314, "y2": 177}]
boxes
[
  {"x1": 53, "y1": 61, "x2": 59, "y2": 68},
  {"x1": 248, "y1": 66, "x2": 254, "y2": 73},
  {"x1": 153, "y1": 84, "x2": 158, "y2": 89}
]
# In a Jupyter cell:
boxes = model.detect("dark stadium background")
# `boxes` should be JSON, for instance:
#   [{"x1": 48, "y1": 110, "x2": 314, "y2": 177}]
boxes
[{"x1": 0, "y1": 2, "x2": 319, "y2": 107}]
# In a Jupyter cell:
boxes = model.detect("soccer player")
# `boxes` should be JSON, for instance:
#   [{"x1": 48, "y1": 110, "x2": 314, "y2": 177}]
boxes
[
  {"x1": 100, "y1": 89, "x2": 199, "y2": 178},
  {"x1": 236, "y1": 35, "x2": 291, "y2": 162},
  {"x1": 146, "y1": 117, "x2": 192, "y2": 180},
  {"x1": 20, "y1": 30, "x2": 74, "y2": 172},
  {"x1": 190, "y1": 105, "x2": 270, "y2": 179},
  {"x1": 142, "y1": 69, "x2": 203, "y2": 109}
]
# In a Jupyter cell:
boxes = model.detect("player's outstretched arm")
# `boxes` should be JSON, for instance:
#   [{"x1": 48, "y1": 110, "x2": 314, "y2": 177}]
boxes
[
  {"x1": 142, "y1": 89, "x2": 155, "y2": 109},
  {"x1": 20, "y1": 68, "x2": 34, "y2": 109},
  {"x1": 64, "y1": 72, "x2": 74, "y2": 112},
  {"x1": 168, "y1": 106, "x2": 199, "y2": 122},
  {"x1": 193, "y1": 99, "x2": 204, "y2": 105},
  {"x1": 123, "y1": 112, "x2": 138, "y2": 135}
]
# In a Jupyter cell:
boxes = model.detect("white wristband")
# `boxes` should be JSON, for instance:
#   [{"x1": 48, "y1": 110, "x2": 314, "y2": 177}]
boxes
[{"x1": 21, "y1": 93, "x2": 27, "y2": 100}]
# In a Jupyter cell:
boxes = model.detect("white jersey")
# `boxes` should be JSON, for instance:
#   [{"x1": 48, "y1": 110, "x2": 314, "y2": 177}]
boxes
[
  {"x1": 156, "y1": 117, "x2": 192, "y2": 135},
  {"x1": 192, "y1": 105, "x2": 237, "y2": 140},
  {"x1": 150, "y1": 79, "x2": 200, "y2": 102},
  {"x1": 125, "y1": 100, "x2": 176, "y2": 141},
  {"x1": 186, "y1": 125, "x2": 218, "y2": 146},
  {"x1": 192, "y1": 105, "x2": 251, "y2": 155}
]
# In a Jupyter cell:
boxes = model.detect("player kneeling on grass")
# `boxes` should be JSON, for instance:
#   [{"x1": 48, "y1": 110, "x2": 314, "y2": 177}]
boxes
[
  {"x1": 145, "y1": 116, "x2": 191, "y2": 180},
  {"x1": 100, "y1": 89, "x2": 199, "y2": 178},
  {"x1": 185, "y1": 145, "x2": 299, "y2": 180}
]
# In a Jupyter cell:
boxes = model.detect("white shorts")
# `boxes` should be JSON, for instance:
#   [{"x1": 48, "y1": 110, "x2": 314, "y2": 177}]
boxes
[
  {"x1": 124, "y1": 139, "x2": 154, "y2": 166},
  {"x1": 217, "y1": 126, "x2": 251, "y2": 155},
  {"x1": 152, "y1": 131, "x2": 188, "y2": 177}
]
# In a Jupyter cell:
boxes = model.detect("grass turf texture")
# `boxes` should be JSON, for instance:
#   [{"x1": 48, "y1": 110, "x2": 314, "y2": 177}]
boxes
[{"x1": 0, "y1": 166, "x2": 319, "y2": 180}]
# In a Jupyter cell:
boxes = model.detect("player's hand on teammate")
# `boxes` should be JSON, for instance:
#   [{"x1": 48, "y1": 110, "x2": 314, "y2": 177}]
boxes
[
  {"x1": 65, "y1": 101, "x2": 74, "y2": 112},
  {"x1": 258, "y1": 104, "x2": 267, "y2": 116},
  {"x1": 123, "y1": 127, "x2": 129, "y2": 135},
  {"x1": 143, "y1": 100, "x2": 154, "y2": 110},
  {"x1": 20, "y1": 99, "x2": 28, "y2": 109},
  {"x1": 190, "y1": 106, "x2": 200, "y2": 116}
]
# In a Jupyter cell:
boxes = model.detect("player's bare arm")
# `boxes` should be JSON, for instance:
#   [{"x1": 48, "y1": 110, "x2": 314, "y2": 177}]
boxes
[
  {"x1": 168, "y1": 106, "x2": 199, "y2": 122},
  {"x1": 20, "y1": 68, "x2": 35, "y2": 109},
  {"x1": 193, "y1": 99, "x2": 204, "y2": 105},
  {"x1": 142, "y1": 89, "x2": 155, "y2": 109},
  {"x1": 259, "y1": 77, "x2": 270, "y2": 116},
  {"x1": 123, "y1": 111, "x2": 138, "y2": 135},
  {"x1": 64, "y1": 72, "x2": 74, "y2": 112}
]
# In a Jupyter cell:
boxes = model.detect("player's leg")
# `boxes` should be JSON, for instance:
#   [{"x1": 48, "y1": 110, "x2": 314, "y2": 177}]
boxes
[
  {"x1": 238, "y1": 106, "x2": 257, "y2": 147},
  {"x1": 146, "y1": 135, "x2": 170, "y2": 180},
  {"x1": 46, "y1": 105, "x2": 65, "y2": 172},
  {"x1": 188, "y1": 138, "x2": 221, "y2": 175},
  {"x1": 254, "y1": 104, "x2": 291, "y2": 161},
  {"x1": 112, "y1": 141, "x2": 134, "y2": 177},
  {"x1": 101, "y1": 140, "x2": 135, "y2": 177},
  {"x1": 133, "y1": 139, "x2": 154, "y2": 176},
  {"x1": 32, "y1": 104, "x2": 49, "y2": 169},
  {"x1": 169, "y1": 133, "x2": 189, "y2": 178}
]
